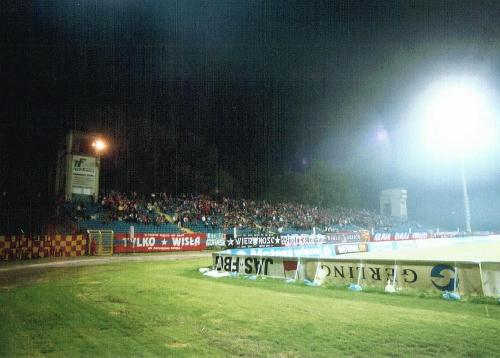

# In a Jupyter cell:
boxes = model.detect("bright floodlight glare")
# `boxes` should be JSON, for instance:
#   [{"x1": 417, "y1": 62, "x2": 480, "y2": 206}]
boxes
[
  {"x1": 420, "y1": 77, "x2": 496, "y2": 159},
  {"x1": 376, "y1": 128, "x2": 388, "y2": 142},
  {"x1": 92, "y1": 138, "x2": 106, "y2": 152}
]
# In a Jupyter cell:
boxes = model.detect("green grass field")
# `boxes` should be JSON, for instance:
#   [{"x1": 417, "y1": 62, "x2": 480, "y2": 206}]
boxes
[{"x1": 1, "y1": 257, "x2": 500, "y2": 357}]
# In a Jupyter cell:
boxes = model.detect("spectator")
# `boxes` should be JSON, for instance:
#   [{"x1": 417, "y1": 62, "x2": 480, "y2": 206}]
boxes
[{"x1": 65, "y1": 191, "x2": 394, "y2": 233}]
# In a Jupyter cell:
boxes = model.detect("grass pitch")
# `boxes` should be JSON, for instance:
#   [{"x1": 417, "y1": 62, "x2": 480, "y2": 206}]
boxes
[{"x1": 1, "y1": 257, "x2": 500, "y2": 357}]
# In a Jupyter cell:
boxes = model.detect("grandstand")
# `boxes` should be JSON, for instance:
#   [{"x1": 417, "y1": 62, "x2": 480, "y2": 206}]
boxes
[
  {"x1": 1, "y1": 184, "x2": 441, "y2": 262},
  {"x1": 62, "y1": 191, "x2": 401, "y2": 236}
]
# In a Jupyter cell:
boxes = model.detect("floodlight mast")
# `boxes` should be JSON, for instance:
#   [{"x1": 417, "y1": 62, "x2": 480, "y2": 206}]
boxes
[
  {"x1": 91, "y1": 137, "x2": 108, "y2": 195},
  {"x1": 460, "y1": 160, "x2": 472, "y2": 233},
  {"x1": 421, "y1": 77, "x2": 496, "y2": 235}
]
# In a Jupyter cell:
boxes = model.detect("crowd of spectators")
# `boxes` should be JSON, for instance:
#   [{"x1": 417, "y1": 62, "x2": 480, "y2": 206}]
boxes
[
  {"x1": 69, "y1": 192, "x2": 166, "y2": 225},
  {"x1": 67, "y1": 192, "x2": 392, "y2": 233}
]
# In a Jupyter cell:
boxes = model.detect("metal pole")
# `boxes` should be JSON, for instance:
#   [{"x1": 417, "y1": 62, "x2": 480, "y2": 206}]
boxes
[
  {"x1": 97, "y1": 154, "x2": 103, "y2": 196},
  {"x1": 460, "y1": 160, "x2": 472, "y2": 234}
]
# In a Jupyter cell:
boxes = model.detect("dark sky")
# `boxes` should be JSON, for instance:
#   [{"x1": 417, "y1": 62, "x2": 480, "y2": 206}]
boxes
[{"x1": 2, "y1": 0, "x2": 500, "y2": 230}]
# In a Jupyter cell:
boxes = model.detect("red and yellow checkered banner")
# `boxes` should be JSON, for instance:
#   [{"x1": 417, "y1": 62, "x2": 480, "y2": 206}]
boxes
[{"x1": 0, "y1": 234, "x2": 87, "y2": 261}]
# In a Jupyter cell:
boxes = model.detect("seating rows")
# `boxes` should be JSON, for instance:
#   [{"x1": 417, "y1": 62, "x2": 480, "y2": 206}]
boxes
[{"x1": 64, "y1": 192, "x2": 411, "y2": 235}]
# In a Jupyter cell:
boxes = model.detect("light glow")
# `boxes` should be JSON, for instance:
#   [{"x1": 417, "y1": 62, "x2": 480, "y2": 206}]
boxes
[
  {"x1": 419, "y1": 76, "x2": 497, "y2": 159},
  {"x1": 376, "y1": 128, "x2": 388, "y2": 142},
  {"x1": 92, "y1": 138, "x2": 107, "y2": 152}
]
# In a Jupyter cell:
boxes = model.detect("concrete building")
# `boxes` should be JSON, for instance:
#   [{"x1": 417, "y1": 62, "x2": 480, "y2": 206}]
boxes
[{"x1": 380, "y1": 188, "x2": 407, "y2": 221}]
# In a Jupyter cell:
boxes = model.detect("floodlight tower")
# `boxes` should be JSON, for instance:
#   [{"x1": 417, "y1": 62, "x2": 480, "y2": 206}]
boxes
[
  {"x1": 92, "y1": 137, "x2": 107, "y2": 193},
  {"x1": 55, "y1": 131, "x2": 109, "y2": 203},
  {"x1": 460, "y1": 158, "x2": 471, "y2": 233},
  {"x1": 421, "y1": 77, "x2": 496, "y2": 234}
]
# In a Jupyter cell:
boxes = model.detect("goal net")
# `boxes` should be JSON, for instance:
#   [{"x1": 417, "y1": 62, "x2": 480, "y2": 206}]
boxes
[{"x1": 87, "y1": 230, "x2": 114, "y2": 256}]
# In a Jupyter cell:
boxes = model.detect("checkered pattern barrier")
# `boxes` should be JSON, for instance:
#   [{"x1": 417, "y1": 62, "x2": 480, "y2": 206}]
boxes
[{"x1": 0, "y1": 234, "x2": 87, "y2": 261}]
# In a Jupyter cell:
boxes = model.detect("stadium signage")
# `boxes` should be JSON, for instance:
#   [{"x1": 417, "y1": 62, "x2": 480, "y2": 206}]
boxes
[
  {"x1": 129, "y1": 237, "x2": 156, "y2": 247},
  {"x1": 211, "y1": 251, "x2": 494, "y2": 296},
  {"x1": 225, "y1": 235, "x2": 280, "y2": 249},
  {"x1": 312, "y1": 261, "x2": 482, "y2": 294},
  {"x1": 114, "y1": 233, "x2": 206, "y2": 253},
  {"x1": 70, "y1": 155, "x2": 98, "y2": 197},
  {"x1": 430, "y1": 264, "x2": 457, "y2": 291},
  {"x1": 214, "y1": 255, "x2": 274, "y2": 275},
  {"x1": 224, "y1": 232, "x2": 365, "y2": 249},
  {"x1": 433, "y1": 232, "x2": 460, "y2": 238},
  {"x1": 372, "y1": 233, "x2": 391, "y2": 241},
  {"x1": 211, "y1": 235, "x2": 500, "y2": 296},
  {"x1": 334, "y1": 243, "x2": 368, "y2": 255},
  {"x1": 225, "y1": 232, "x2": 366, "y2": 252},
  {"x1": 280, "y1": 234, "x2": 324, "y2": 246},
  {"x1": 206, "y1": 233, "x2": 226, "y2": 248},
  {"x1": 124, "y1": 236, "x2": 202, "y2": 248},
  {"x1": 318, "y1": 263, "x2": 417, "y2": 283},
  {"x1": 325, "y1": 232, "x2": 362, "y2": 243},
  {"x1": 371, "y1": 232, "x2": 430, "y2": 242}
]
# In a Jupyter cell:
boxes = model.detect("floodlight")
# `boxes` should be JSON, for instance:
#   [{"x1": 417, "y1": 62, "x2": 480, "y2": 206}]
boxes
[
  {"x1": 92, "y1": 138, "x2": 107, "y2": 152},
  {"x1": 416, "y1": 75, "x2": 498, "y2": 233},
  {"x1": 376, "y1": 128, "x2": 388, "y2": 142},
  {"x1": 420, "y1": 77, "x2": 496, "y2": 159}
]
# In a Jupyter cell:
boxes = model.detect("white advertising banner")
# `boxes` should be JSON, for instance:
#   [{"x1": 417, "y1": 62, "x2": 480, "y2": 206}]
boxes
[
  {"x1": 480, "y1": 263, "x2": 500, "y2": 298},
  {"x1": 306, "y1": 260, "x2": 483, "y2": 296},
  {"x1": 213, "y1": 254, "x2": 292, "y2": 277},
  {"x1": 212, "y1": 253, "x2": 500, "y2": 297},
  {"x1": 70, "y1": 155, "x2": 98, "y2": 197},
  {"x1": 206, "y1": 233, "x2": 226, "y2": 248}
]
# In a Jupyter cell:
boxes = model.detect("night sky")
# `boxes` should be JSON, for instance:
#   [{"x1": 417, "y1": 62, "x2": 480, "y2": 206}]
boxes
[{"x1": 2, "y1": 0, "x2": 500, "y2": 230}]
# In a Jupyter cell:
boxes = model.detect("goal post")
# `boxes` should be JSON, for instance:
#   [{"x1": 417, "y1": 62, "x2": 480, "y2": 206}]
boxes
[{"x1": 87, "y1": 230, "x2": 114, "y2": 256}]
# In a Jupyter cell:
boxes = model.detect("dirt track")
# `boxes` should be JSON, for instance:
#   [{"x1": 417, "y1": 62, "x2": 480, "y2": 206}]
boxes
[{"x1": 0, "y1": 252, "x2": 212, "y2": 273}]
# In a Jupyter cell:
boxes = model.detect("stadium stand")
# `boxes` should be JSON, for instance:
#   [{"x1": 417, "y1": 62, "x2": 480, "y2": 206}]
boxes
[{"x1": 62, "y1": 192, "x2": 397, "y2": 235}]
